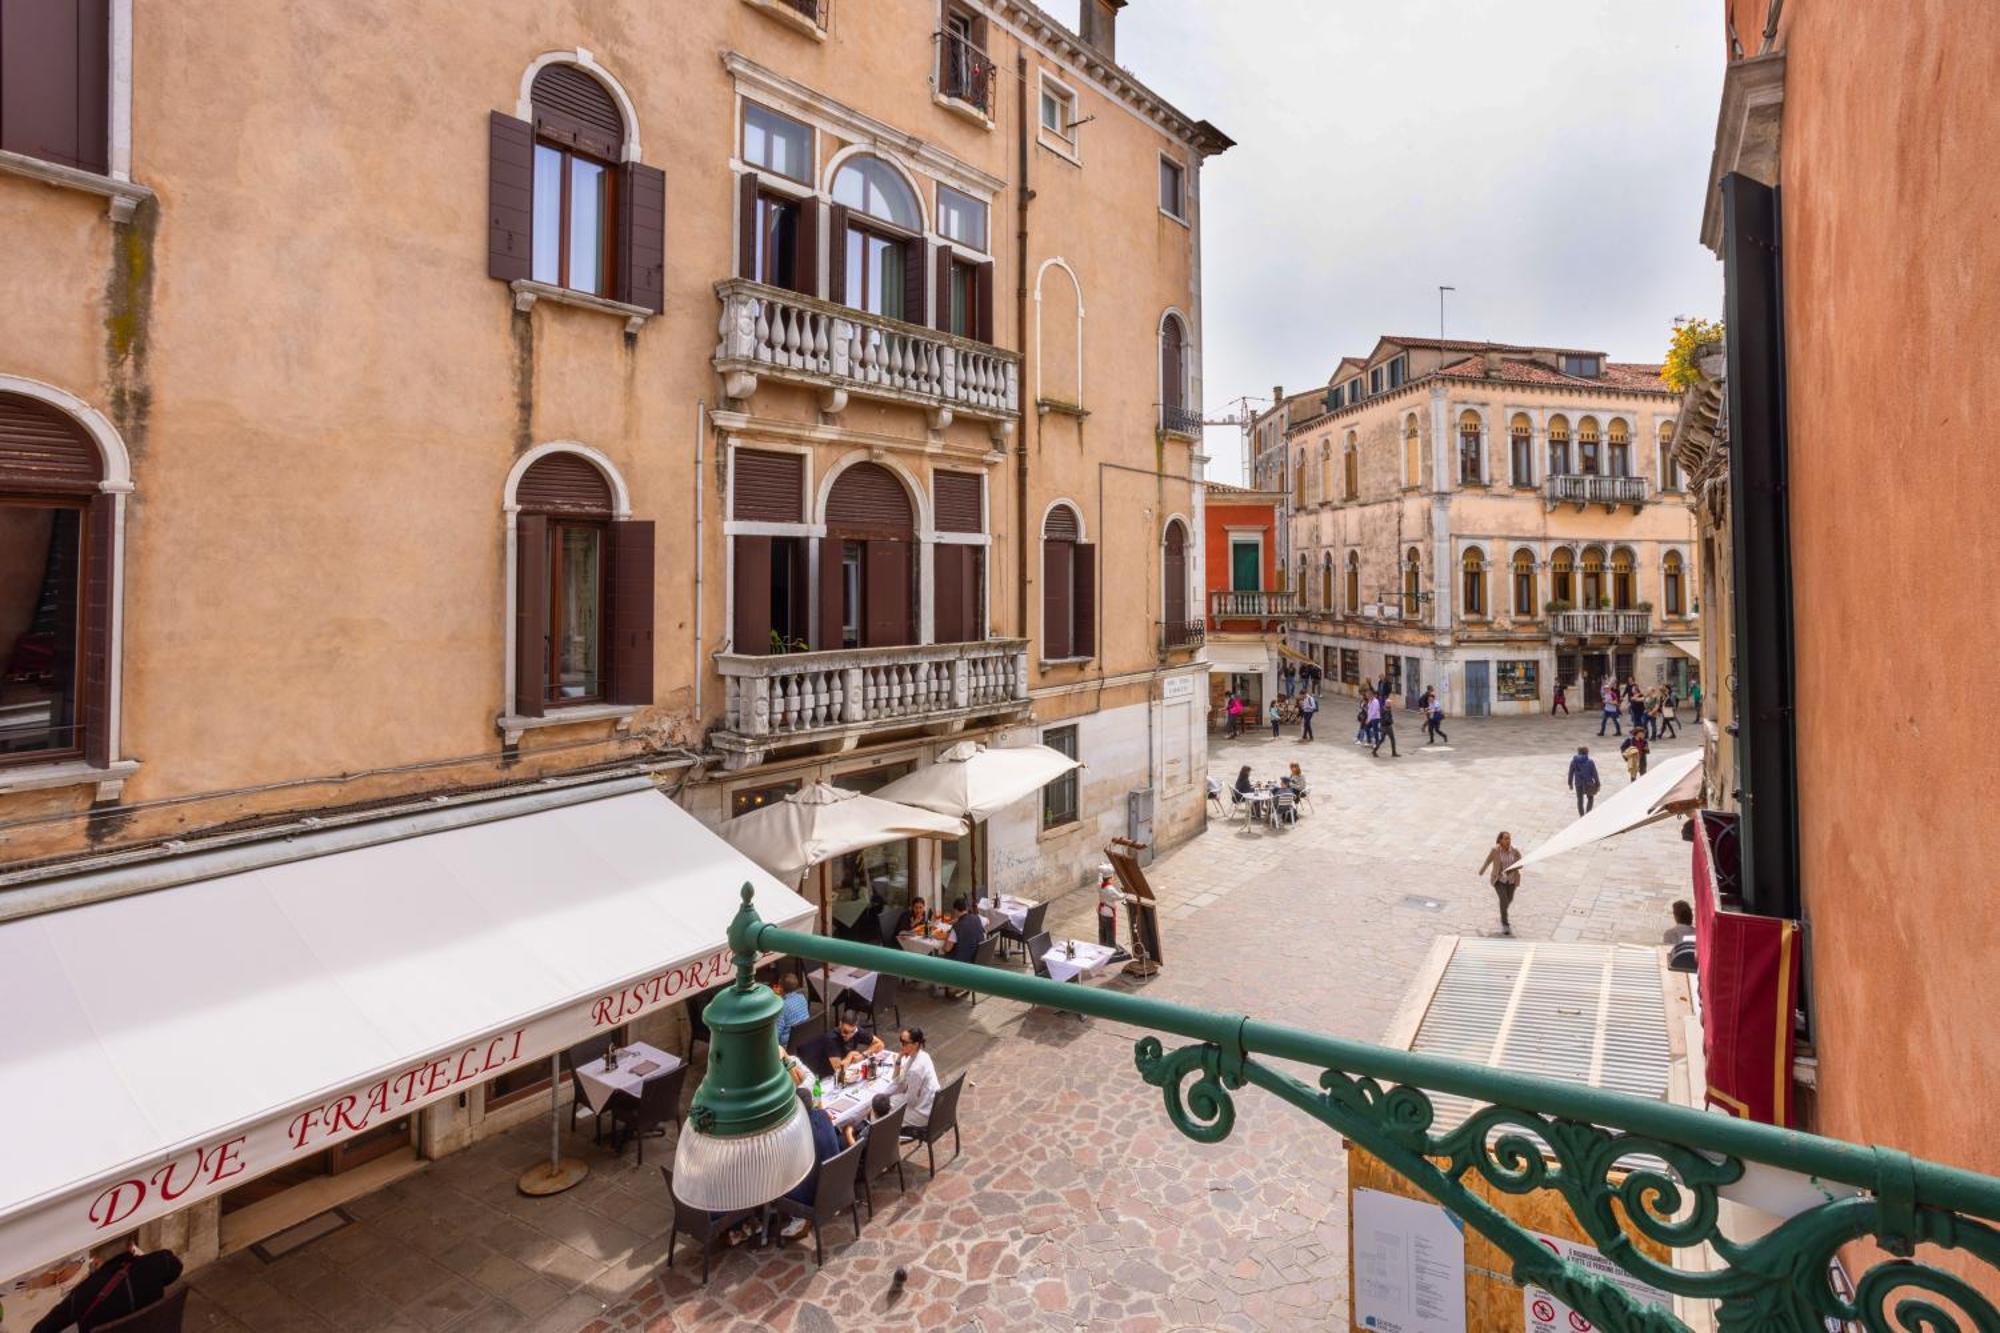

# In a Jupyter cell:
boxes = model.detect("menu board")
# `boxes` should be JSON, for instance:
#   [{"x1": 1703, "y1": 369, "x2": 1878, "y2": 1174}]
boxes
[
  {"x1": 1351, "y1": 1188, "x2": 1467, "y2": 1333},
  {"x1": 1496, "y1": 660, "x2": 1540, "y2": 701}
]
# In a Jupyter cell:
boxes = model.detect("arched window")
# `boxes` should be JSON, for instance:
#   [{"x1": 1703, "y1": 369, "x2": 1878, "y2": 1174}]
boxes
[
  {"x1": 1294, "y1": 447, "x2": 1308, "y2": 509},
  {"x1": 1345, "y1": 551, "x2": 1360, "y2": 615},
  {"x1": 823, "y1": 462, "x2": 918, "y2": 649},
  {"x1": 1580, "y1": 544, "x2": 1606, "y2": 607},
  {"x1": 1159, "y1": 313, "x2": 1191, "y2": 432},
  {"x1": 1548, "y1": 414, "x2": 1572, "y2": 475},
  {"x1": 1550, "y1": 546, "x2": 1575, "y2": 606},
  {"x1": 1578, "y1": 416, "x2": 1602, "y2": 475},
  {"x1": 1457, "y1": 410, "x2": 1483, "y2": 485},
  {"x1": 1402, "y1": 548, "x2": 1421, "y2": 617},
  {"x1": 529, "y1": 64, "x2": 628, "y2": 297},
  {"x1": 1041, "y1": 503, "x2": 1095, "y2": 659},
  {"x1": 1607, "y1": 419, "x2": 1631, "y2": 477},
  {"x1": 1659, "y1": 421, "x2": 1682, "y2": 491},
  {"x1": 1509, "y1": 413, "x2": 1533, "y2": 487},
  {"x1": 1461, "y1": 547, "x2": 1487, "y2": 617},
  {"x1": 1319, "y1": 439, "x2": 1333, "y2": 502},
  {"x1": 0, "y1": 391, "x2": 119, "y2": 765},
  {"x1": 1344, "y1": 430, "x2": 1360, "y2": 500},
  {"x1": 1512, "y1": 548, "x2": 1536, "y2": 617},
  {"x1": 1663, "y1": 550, "x2": 1686, "y2": 616},
  {"x1": 514, "y1": 450, "x2": 653, "y2": 715},
  {"x1": 1162, "y1": 518, "x2": 1190, "y2": 640},
  {"x1": 833, "y1": 155, "x2": 925, "y2": 322},
  {"x1": 1611, "y1": 546, "x2": 1636, "y2": 610},
  {"x1": 1321, "y1": 552, "x2": 1335, "y2": 614},
  {"x1": 1403, "y1": 414, "x2": 1421, "y2": 488},
  {"x1": 1295, "y1": 554, "x2": 1309, "y2": 601}
]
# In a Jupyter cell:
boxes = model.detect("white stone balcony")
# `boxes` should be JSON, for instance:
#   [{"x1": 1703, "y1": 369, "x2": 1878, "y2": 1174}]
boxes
[
  {"x1": 1551, "y1": 610, "x2": 1653, "y2": 638},
  {"x1": 714, "y1": 279, "x2": 1021, "y2": 431},
  {"x1": 1209, "y1": 589, "x2": 1305, "y2": 620},
  {"x1": 712, "y1": 638, "x2": 1031, "y2": 769},
  {"x1": 1545, "y1": 473, "x2": 1650, "y2": 509}
]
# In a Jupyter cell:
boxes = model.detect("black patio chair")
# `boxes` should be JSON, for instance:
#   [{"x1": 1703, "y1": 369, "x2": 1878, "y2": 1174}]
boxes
[
  {"x1": 659, "y1": 1168, "x2": 755, "y2": 1287},
  {"x1": 856, "y1": 1101, "x2": 908, "y2": 1215},
  {"x1": 967, "y1": 934, "x2": 1001, "y2": 1006},
  {"x1": 563, "y1": 1033, "x2": 616, "y2": 1140},
  {"x1": 901, "y1": 1072, "x2": 965, "y2": 1178},
  {"x1": 1024, "y1": 931, "x2": 1055, "y2": 980},
  {"x1": 770, "y1": 1138, "x2": 867, "y2": 1266},
  {"x1": 95, "y1": 1285, "x2": 188, "y2": 1333},
  {"x1": 842, "y1": 971, "x2": 901, "y2": 1029},
  {"x1": 996, "y1": 901, "x2": 1048, "y2": 963},
  {"x1": 788, "y1": 1007, "x2": 828, "y2": 1055},
  {"x1": 608, "y1": 1064, "x2": 687, "y2": 1166}
]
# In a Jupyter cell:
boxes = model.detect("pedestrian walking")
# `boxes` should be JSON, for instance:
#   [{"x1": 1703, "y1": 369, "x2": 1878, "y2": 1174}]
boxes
[
  {"x1": 1690, "y1": 680, "x2": 1704, "y2": 723},
  {"x1": 1598, "y1": 683, "x2": 1622, "y2": 736},
  {"x1": 1646, "y1": 689, "x2": 1664, "y2": 739},
  {"x1": 1659, "y1": 689, "x2": 1680, "y2": 740},
  {"x1": 1371, "y1": 698, "x2": 1399, "y2": 757},
  {"x1": 1477, "y1": 831, "x2": 1523, "y2": 937},
  {"x1": 1298, "y1": 688, "x2": 1318, "y2": 742},
  {"x1": 1422, "y1": 688, "x2": 1448, "y2": 744},
  {"x1": 1267, "y1": 698, "x2": 1282, "y2": 739},
  {"x1": 1619, "y1": 729, "x2": 1650, "y2": 780},
  {"x1": 1225, "y1": 691, "x2": 1244, "y2": 738},
  {"x1": 1627, "y1": 687, "x2": 1648, "y2": 735},
  {"x1": 1551, "y1": 681, "x2": 1568, "y2": 715},
  {"x1": 1364, "y1": 692, "x2": 1383, "y2": 746},
  {"x1": 1567, "y1": 745, "x2": 1601, "y2": 816},
  {"x1": 1355, "y1": 696, "x2": 1371, "y2": 744}
]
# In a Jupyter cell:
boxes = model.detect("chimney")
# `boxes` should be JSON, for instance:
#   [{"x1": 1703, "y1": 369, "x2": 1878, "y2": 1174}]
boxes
[
  {"x1": 1272, "y1": 385, "x2": 1284, "y2": 405},
  {"x1": 1078, "y1": 0, "x2": 1126, "y2": 60},
  {"x1": 1483, "y1": 351, "x2": 1502, "y2": 377}
]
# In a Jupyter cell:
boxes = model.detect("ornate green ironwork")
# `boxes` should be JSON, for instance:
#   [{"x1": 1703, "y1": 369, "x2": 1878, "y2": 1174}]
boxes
[{"x1": 726, "y1": 888, "x2": 2000, "y2": 1332}]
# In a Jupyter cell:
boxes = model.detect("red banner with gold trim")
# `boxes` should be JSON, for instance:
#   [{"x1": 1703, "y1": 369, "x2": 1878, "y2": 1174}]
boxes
[{"x1": 1692, "y1": 812, "x2": 1801, "y2": 1127}]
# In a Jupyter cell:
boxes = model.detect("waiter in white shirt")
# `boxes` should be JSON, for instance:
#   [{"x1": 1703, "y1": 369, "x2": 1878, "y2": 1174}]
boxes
[{"x1": 893, "y1": 1026, "x2": 940, "y2": 1137}]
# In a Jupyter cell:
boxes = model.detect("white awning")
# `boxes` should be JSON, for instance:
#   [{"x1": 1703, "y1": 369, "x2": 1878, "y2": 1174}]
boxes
[
  {"x1": 1204, "y1": 640, "x2": 1272, "y2": 671},
  {"x1": 1665, "y1": 638, "x2": 1701, "y2": 659},
  {"x1": 0, "y1": 779, "x2": 812, "y2": 1282},
  {"x1": 1516, "y1": 749, "x2": 1704, "y2": 870}
]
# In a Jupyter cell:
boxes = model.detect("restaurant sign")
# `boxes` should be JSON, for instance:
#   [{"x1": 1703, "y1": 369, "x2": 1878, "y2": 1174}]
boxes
[{"x1": 0, "y1": 942, "x2": 748, "y2": 1284}]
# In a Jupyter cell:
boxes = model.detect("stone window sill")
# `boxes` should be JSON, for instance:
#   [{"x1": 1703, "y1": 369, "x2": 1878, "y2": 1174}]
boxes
[
  {"x1": 933, "y1": 92, "x2": 994, "y2": 130},
  {"x1": 1038, "y1": 656, "x2": 1094, "y2": 669},
  {"x1": 510, "y1": 279, "x2": 653, "y2": 335},
  {"x1": 0, "y1": 148, "x2": 152, "y2": 222},
  {"x1": 739, "y1": 0, "x2": 827, "y2": 40},
  {"x1": 497, "y1": 703, "x2": 639, "y2": 746},
  {"x1": 1038, "y1": 818, "x2": 1082, "y2": 843},
  {"x1": 0, "y1": 757, "x2": 140, "y2": 801},
  {"x1": 1037, "y1": 134, "x2": 1082, "y2": 169}
]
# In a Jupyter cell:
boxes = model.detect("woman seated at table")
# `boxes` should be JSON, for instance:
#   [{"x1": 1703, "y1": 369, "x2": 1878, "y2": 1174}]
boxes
[
  {"x1": 1233, "y1": 765, "x2": 1254, "y2": 798},
  {"x1": 893, "y1": 1027, "x2": 941, "y2": 1137},
  {"x1": 891, "y1": 896, "x2": 930, "y2": 945}
]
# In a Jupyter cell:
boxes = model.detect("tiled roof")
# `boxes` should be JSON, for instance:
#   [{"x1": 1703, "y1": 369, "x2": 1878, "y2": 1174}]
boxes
[
  {"x1": 1204, "y1": 479, "x2": 1283, "y2": 499},
  {"x1": 1377, "y1": 335, "x2": 1605, "y2": 358},
  {"x1": 1437, "y1": 355, "x2": 1671, "y2": 394}
]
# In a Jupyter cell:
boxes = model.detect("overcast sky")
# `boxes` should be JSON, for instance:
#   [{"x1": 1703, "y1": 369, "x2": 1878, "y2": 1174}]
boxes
[{"x1": 1100, "y1": 1, "x2": 1727, "y2": 483}]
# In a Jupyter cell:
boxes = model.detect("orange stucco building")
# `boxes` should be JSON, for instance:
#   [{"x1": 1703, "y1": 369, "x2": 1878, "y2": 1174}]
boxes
[{"x1": 1199, "y1": 480, "x2": 1296, "y2": 722}]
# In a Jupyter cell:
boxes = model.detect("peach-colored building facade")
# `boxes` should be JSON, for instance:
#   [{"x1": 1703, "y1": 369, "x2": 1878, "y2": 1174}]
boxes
[{"x1": 0, "y1": 0, "x2": 1225, "y2": 1277}]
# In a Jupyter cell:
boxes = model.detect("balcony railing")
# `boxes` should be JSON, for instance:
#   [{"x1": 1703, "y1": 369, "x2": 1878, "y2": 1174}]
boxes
[
  {"x1": 1160, "y1": 403, "x2": 1203, "y2": 437},
  {"x1": 714, "y1": 279, "x2": 1021, "y2": 423},
  {"x1": 1551, "y1": 609, "x2": 1652, "y2": 638},
  {"x1": 1160, "y1": 619, "x2": 1205, "y2": 652},
  {"x1": 936, "y1": 30, "x2": 996, "y2": 116},
  {"x1": 1209, "y1": 589, "x2": 1304, "y2": 620},
  {"x1": 713, "y1": 638, "x2": 1029, "y2": 769},
  {"x1": 1545, "y1": 473, "x2": 1650, "y2": 508}
]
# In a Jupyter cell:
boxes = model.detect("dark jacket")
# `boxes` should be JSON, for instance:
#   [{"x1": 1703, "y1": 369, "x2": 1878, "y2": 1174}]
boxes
[
  {"x1": 947, "y1": 909, "x2": 985, "y2": 963},
  {"x1": 785, "y1": 1098, "x2": 843, "y2": 1205},
  {"x1": 32, "y1": 1252, "x2": 183, "y2": 1333},
  {"x1": 1567, "y1": 754, "x2": 1601, "y2": 791}
]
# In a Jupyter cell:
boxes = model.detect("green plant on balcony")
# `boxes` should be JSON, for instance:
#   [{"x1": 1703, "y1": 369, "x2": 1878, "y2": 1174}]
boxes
[
  {"x1": 1634, "y1": 600, "x2": 1654, "y2": 612},
  {"x1": 1598, "y1": 596, "x2": 1613, "y2": 609},
  {"x1": 1546, "y1": 598, "x2": 1574, "y2": 613},
  {"x1": 768, "y1": 630, "x2": 810, "y2": 655},
  {"x1": 1662, "y1": 317, "x2": 1725, "y2": 391}
]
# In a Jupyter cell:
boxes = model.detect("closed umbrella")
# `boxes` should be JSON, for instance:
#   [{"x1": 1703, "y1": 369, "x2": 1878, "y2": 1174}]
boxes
[
  {"x1": 872, "y1": 740, "x2": 1080, "y2": 822},
  {"x1": 722, "y1": 782, "x2": 966, "y2": 888}
]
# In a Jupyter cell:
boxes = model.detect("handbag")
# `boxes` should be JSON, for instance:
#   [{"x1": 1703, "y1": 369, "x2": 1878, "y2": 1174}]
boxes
[{"x1": 55, "y1": 1256, "x2": 137, "y2": 1333}]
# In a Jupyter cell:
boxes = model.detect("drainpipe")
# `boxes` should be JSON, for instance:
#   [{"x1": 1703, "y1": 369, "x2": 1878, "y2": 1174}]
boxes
[
  {"x1": 1014, "y1": 52, "x2": 1031, "y2": 642},
  {"x1": 695, "y1": 399, "x2": 707, "y2": 720}
]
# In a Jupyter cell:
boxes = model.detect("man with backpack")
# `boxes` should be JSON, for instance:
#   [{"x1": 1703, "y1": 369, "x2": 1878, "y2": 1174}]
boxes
[{"x1": 1566, "y1": 745, "x2": 1601, "y2": 816}]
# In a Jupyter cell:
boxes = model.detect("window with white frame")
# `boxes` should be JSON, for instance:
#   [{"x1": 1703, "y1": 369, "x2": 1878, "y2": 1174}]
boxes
[
  {"x1": 1158, "y1": 156, "x2": 1186, "y2": 219},
  {"x1": 1039, "y1": 74, "x2": 1077, "y2": 143}
]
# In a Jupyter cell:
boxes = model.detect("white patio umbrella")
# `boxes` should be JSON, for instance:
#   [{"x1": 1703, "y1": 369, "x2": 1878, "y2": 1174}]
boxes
[
  {"x1": 1515, "y1": 748, "x2": 1704, "y2": 870},
  {"x1": 871, "y1": 740, "x2": 1081, "y2": 821},
  {"x1": 722, "y1": 781, "x2": 967, "y2": 888}
]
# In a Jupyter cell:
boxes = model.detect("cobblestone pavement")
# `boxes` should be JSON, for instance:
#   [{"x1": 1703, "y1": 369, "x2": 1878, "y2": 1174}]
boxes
[{"x1": 180, "y1": 712, "x2": 1696, "y2": 1333}]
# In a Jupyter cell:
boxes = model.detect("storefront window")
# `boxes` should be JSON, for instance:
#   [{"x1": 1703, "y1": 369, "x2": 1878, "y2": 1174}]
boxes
[
  {"x1": 939, "y1": 819, "x2": 987, "y2": 904},
  {"x1": 829, "y1": 763, "x2": 915, "y2": 921},
  {"x1": 731, "y1": 779, "x2": 801, "y2": 819}
]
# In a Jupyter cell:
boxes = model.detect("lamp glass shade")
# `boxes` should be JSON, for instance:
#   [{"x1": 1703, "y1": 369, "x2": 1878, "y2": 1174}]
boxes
[{"x1": 670, "y1": 1094, "x2": 815, "y2": 1212}]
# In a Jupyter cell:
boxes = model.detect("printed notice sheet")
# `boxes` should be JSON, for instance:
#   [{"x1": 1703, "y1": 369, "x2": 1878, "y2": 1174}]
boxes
[{"x1": 1351, "y1": 1188, "x2": 1467, "y2": 1333}]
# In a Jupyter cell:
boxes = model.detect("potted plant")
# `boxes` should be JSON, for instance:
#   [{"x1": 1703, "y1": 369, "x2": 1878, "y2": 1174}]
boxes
[
  {"x1": 1633, "y1": 599, "x2": 1654, "y2": 613},
  {"x1": 1597, "y1": 596, "x2": 1613, "y2": 609},
  {"x1": 1544, "y1": 598, "x2": 1573, "y2": 614}
]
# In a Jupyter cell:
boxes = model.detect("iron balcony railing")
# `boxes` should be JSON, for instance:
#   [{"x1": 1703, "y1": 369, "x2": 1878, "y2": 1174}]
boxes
[
  {"x1": 936, "y1": 29, "x2": 996, "y2": 116},
  {"x1": 1210, "y1": 589, "x2": 1304, "y2": 620},
  {"x1": 1160, "y1": 619, "x2": 1205, "y2": 652},
  {"x1": 1552, "y1": 609, "x2": 1652, "y2": 638},
  {"x1": 1546, "y1": 473, "x2": 1650, "y2": 507},
  {"x1": 1160, "y1": 403, "x2": 1204, "y2": 437}
]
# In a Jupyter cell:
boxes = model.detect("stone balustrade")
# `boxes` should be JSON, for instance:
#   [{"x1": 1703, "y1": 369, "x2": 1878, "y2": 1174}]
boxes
[
  {"x1": 1551, "y1": 609, "x2": 1652, "y2": 638},
  {"x1": 1209, "y1": 589, "x2": 1304, "y2": 620},
  {"x1": 1545, "y1": 473, "x2": 1650, "y2": 508}
]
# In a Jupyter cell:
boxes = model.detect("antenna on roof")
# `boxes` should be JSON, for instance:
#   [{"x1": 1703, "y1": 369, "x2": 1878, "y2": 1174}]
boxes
[{"x1": 1438, "y1": 285, "x2": 1456, "y2": 345}]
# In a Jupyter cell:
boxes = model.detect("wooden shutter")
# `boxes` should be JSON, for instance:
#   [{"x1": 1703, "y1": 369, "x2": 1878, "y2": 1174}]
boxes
[
  {"x1": 964, "y1": 547, "x2": 985, "y2": 640},
  {"x1": 617, "y1": 162, "x2": 665, "y2": 313},
  {"x1": 606, "y1": 520, "x2": 654, "y2": 703},
  {"x1": 827, "y1": 203, "x2": 849, "y2": 303},
  {"x1": 792, "y1": 196, "x2": 819, "y2": 297},
  {"x1": 81, "y1": 492, "x2": 113, "y2": 766},
  {"x1": 530, "y1": 64, "x2": 622, "y2": 161},
  {"x1": 864, "y1": 540, "x2": 913, "y2": 647},
  {"x1": 733, "y1": 448, "x2": 804, "y2": 521},
  {"x1": 975, "y1": 261, "x2": 995, "y2": 345},
  {"x1": 736, "y1": 171, "x2": 760, "y2": 280},
  {"x1": 0, "y1": 392, "x2": 101, "y2": 492},
  {"x1": 518, "y1": 453, "x2": 613, "y2": 515},
  {"x1": 934, "y1": 544, "x2": 965, "y2": 643},
  {"x1": 1163, "y1": 527, "x2": 1187, "y2": 625},
  {"x1": 514, "y1": 515, "x2": 549, "y2": 717},
  {"x1": 933, "y1": 472, "x2": 983, "y2": 534},
  {"x1": 817, "y1": 537, "x2": 846, "y2": 650},
  {"x1": 826, "y1": 462, "x2": 913, "y2": 533},
  {"x1": 902, "y1": 239, "x2": 929, "y2": 326},
  {"x1": 488, "y1": 112, "x2": 534, "y2": 283},
  {"x1": 1072, "y1": 542, "x2": 1097, "y2": 658},
  {"x1": 733, "y1": 535, "x2": 773, "y2": 655},
  {"x1": 0, "y1": 0, "x2": 108, "y2": 173},
  {"x1": 934, "y1": 248, "x2": 954, "y2": 333},
  {"x1": 1041, "y1": 540, "x2": 1072, "y2": 660}
]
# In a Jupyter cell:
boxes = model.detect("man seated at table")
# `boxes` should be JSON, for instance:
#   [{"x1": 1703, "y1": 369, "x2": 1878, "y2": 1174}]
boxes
[
  {"x1": 773, "y1": 973, "x2": 810, "y2": 1048},
  {"x1": 890, "y1": 896, "x2": 930, "y2": 946},
  {"x1": 798, "y1": 1016, "x2": 883, "y2": 1078},
  {"x1": 893, "y1": 1027, "x2": 941, "y2": 1138},
  {"x1": 771, "y1": 1087, "x2": 841, "y2": 1242},
  {"x1": 939, "y1": 895, "x2": 986, "y2": 999}
]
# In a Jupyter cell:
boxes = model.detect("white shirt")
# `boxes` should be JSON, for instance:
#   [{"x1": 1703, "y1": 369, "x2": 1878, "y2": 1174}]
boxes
[{"x1": 897, "y1": 1048, "x2": 941, "y2": 1128}]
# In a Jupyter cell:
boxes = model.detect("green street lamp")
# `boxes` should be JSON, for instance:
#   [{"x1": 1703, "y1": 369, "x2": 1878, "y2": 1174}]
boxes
[{"x1": 678, "y1": 886, "x2": 2000, "y2": 1332}]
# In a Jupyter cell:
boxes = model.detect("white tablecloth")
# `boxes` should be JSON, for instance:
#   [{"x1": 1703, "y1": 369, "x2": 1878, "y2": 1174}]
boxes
[
  {"x1": 899, "y1": 930, "x2": 949, "y2": 956},
  {"x1": 1041, "y1": 940, "x2": 1117, "y2": 984},
  {"x1": 806, "y1": 964, "x2": 878, "y2": 1005},
  {"x1": 820, "y1": 1066, "x2": 901, "y2": 1129},
  {"x1": 573, "y1": 1041, "x2": 683, "y2": 1114},
  {"x1": 979, "y1": 894, "x2": 1037, "y2": 932}
]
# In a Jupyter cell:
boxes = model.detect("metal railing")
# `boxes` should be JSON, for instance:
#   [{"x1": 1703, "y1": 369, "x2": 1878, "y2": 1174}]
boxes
[
  {"x1": 936, "y1": 29, "x2": 996, "y2": 115},
  {"x1": 1551, "y1": 609, "x2": 1651, "y2": 638},
  {"x1": 715, "y1": 638, "x2": 1028, "y2": 741},
  {"x1": 714, "y1": 279, "x2": 1020, "y2": 419},
  {"x1": 1160, "y1": 619, "x2": 1205, "y2": 652},
  {"x1": 1546, "y1": 473, "x2": 1650, "y2": 506},
  {"x1": 1209, "y1": 589, "x2": 1304, "y2": 619},
  {"x1": 1160, "y1": 403, "x2": 1204, "y2": 437},
  {"x1": 723, "y1": 888, "x2": 2000, "y2": 1333}
]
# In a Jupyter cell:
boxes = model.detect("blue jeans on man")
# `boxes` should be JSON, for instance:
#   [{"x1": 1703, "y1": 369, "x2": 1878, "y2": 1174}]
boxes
[{"x1": 1599, "y1": 707, "x2": 1621, "y2": 736}]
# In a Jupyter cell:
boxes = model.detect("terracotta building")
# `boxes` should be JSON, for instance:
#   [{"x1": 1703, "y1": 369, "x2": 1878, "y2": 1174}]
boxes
[
  {"x1": 1199, "y1": 479, "x2": 1300, "y2": 728},
  {"x1": 1273, "y1": 337, "x2": 1699, "y2": 716},
  {"x1": 0, "y1": 0, "x2": 1225, "y2": 1284}
]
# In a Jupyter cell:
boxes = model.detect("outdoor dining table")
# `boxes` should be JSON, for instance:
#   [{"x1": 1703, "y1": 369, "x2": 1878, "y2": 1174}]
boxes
[
  {"x1": 898, "y1": 926, "x2": 951, "y2": 955},
  {"x1": 571, "y1": 1041, "x2": 683, "y2": 1114},
  {"x1": 1245, "y1": 785, "x2": 1278, "y2": 824},
  {"x1": 1041, "y1": 939, "x2": 1118, "y2": 984},
  {"x1": 805, "y1": 963, "x2": 878, "y2": 1006},
  {"x1": 978, "y1": 893, "x2": 1038, "y2": 932},
  {"x1": 819, "y1": 1061, "x2": 901, "y2": 1130}
]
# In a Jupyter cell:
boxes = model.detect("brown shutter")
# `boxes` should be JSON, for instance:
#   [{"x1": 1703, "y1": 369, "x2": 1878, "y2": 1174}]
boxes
[
  {"x1": 617, "y1": 162, "x2": 665, "y2": 313},
  {"x1": 817, "y1": 537, "x2": 846, "y2": 650},
  {"x1": 1042, "y1": 504, "x2": 1080, "y2": 541},
  {"x1": 732, "y1": 448, "x2": 804, "y2": 522},
  {"x1": 965, "y1": 547, "x2": 986, "y2": 640},
  {"x1": 902, "y1": 239, "x2": 930, "y2": 326},
  {"x1": 514, "y1": 515, "x2": 549, "y2": 717},
  {"x1": 792, "y1": 196, "x2": 819, "y2": 297},
  {"x1": 733, "y1": 535, "x2": 773, "y2": 655},
  {"x1": 934, "y1": 248, "x2": 954, "y2": 333},
  {"x1": 81, "y1": 492, "x2": 114, "y2": 766},
  {"x1": 1041, "y1": 540, "x2": 1072, "y2": 660},
  {"x1": 488, "y1": 112, "x2": 535, "y2": 283},
  {"x1": 864, "y1": 540, "x2": 912, "y2": 647},
  {"x1": 1072, "y1": 542, "x2": 1097, "y2": 658},
  {"x1": 933, "y1": 472, "x2": 983, "y2": 534},
  {"x1": 518, "y1": 453, "x2": 614, "y2": 515},
  {"x1": 975, "y1": 261, "x2": 995, "y2": 345},
  {"x1": 606, "y1": 520, "x2": 654, "y2": 703},
  {"x1": 530, "y1": 64, "x2": 622, "y2": 161},
  {"x1": 1163, "y1": 525, "x2": 1187, "y2": 624},
  {"x1": 737, "y1": 172, "x2": 760, "y2": 280},
  {"x1": 826, "y1": 462, "x2": 913, "y2": 533},
  {"x1": 0, "y1": 392, "x2": 102, "y2": 492},
  {"x1": 933, "y1": 544, "x2": 965, "y2": 643},
  {"x1": 0, "y1": 0, "x2": 107, "y2": 173},
  {"x1": 827, "y1": 203, "x2": 849, "y2": 303}
]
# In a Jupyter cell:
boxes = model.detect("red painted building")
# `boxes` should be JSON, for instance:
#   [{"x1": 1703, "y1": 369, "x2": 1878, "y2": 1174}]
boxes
[{"x1": 1201, "y1": 482, "x2": 1301, "y2": 725}]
